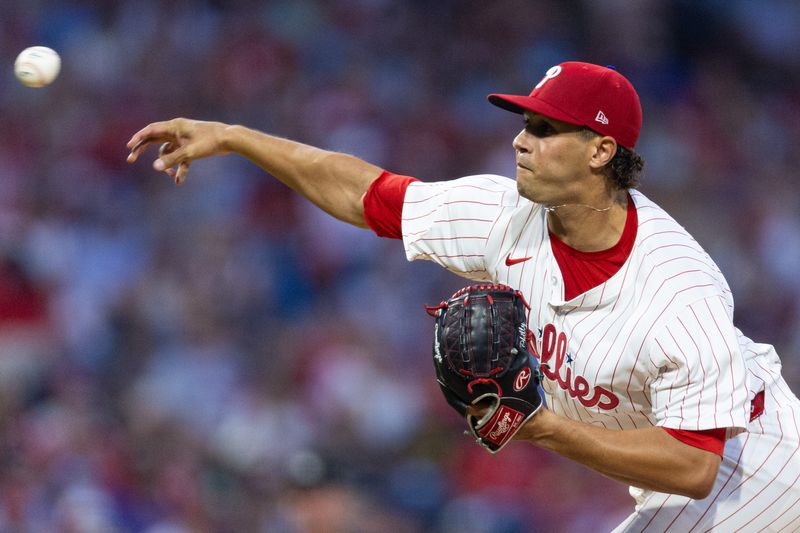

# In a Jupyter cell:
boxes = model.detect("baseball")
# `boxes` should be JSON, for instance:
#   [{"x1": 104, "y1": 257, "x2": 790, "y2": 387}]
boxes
[{"x1": 14, "y1": 46, "x2": 61, "y2": 88}]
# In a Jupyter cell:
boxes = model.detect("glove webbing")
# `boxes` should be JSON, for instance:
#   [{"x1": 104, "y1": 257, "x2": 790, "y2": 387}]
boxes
[{"x1": 459, "y1": 293, "x2": 501, "y2": 370}]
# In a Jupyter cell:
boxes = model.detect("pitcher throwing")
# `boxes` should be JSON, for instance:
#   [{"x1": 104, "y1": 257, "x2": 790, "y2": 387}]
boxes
[{"x1": 127, "y1": 61, "x2": 800, "y2": 531}]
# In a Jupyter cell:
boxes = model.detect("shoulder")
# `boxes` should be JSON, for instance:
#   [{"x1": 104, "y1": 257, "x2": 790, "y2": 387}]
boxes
[
  {"x1": 631, "y1": 190, "x2": 713, "y2": 262},
  {"x1": 406, "y1": 174, "x2": 522, "y2": 207},
  {"x1": 628, "y1": 190, "x2": 733, "y2": 309}
]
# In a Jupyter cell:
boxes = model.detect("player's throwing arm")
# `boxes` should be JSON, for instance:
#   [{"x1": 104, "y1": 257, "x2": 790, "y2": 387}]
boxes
[{"x1": 126, "y1": 118, "x2": 383, "y2": 227}]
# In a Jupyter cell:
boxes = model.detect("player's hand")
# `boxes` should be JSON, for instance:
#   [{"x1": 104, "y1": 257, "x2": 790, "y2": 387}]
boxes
[
  {"x1": 126, "y1": 118, "x2": 230, "y2": 185},
  {"x1": 465, "y1": 399, "x2": 493, "y2": 421}
]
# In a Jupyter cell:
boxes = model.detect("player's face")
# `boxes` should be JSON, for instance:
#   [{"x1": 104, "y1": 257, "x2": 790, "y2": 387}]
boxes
[{"x1": 512, "y1": 112, "x2": 601, "y2": 205}]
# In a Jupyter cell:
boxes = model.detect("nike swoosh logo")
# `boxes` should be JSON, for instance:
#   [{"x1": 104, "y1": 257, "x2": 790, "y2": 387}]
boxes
[{"x1": 505, "y1": 254, "x2": 532, "y2": 266}]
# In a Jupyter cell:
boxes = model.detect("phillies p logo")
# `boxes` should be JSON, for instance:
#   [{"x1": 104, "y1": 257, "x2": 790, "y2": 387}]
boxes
[{"x1": 535, "y1": 65, "x2": 562, "y2": 89}]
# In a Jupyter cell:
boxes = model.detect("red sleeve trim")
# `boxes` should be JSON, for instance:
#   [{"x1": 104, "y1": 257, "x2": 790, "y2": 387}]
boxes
[
  {"x1": 363, "y1": 170, "x2": 419, "y2": 239},
  {"x1": 662, "y1": 427, "x2": 726, "y2": 457}
]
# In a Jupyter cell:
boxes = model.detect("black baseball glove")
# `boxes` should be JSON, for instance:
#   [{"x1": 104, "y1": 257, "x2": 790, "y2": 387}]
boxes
[{"x1": 426, "y1": 283, "x2": 543, "y2": 453}]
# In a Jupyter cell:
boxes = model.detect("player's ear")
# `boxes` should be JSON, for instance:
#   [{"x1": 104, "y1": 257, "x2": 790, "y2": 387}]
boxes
[{"x1": 588, "y1": 136, "x2": 617, "y2": 170}]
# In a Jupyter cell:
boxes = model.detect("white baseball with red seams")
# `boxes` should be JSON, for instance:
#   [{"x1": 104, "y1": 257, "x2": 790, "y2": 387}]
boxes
[
  {"x1": 14, "y1": 46, "x2": 61, "y2": 88},
  {"x1": 401, "y1": 174, "x2": 800, "y2": 531}
]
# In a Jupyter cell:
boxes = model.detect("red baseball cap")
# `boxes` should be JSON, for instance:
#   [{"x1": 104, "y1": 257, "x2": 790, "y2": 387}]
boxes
[{"x1": 488, "y1": 61, "x2": 642, "y2": 149}]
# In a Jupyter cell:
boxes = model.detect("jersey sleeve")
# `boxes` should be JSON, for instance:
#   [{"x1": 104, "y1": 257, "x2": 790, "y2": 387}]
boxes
[
  {"x1": 362, "y1": 170, "x2": 419, "y2": 239},
  {"x1": 401, "y1": 175, "x2": 517, "y2": 279},
  {"x1": 648, "y1": 295, "x2": 750, "y2": 432}
]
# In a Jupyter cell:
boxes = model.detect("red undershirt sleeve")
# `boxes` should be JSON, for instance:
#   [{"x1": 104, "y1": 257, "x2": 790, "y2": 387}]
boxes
[
  {"x1": 362, "y1": 170, "x2": 419, "y2": 239},
  {"x1": 662, "y1": 427, "x2": 727, "y2": 457}
]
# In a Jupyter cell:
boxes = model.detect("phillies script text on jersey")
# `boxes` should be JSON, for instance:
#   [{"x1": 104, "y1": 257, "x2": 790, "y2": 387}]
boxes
[{"x1": 535, "y1": 323, "x2": 619, "y2": 410}]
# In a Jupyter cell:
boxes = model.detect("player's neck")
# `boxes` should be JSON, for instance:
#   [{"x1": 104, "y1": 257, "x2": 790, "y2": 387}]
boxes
[{"x1": 546, "y1": 191, "x2": 629, "y2": 252}]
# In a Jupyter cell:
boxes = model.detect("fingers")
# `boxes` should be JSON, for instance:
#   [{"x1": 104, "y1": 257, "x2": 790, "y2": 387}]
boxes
[
  {"x1": 175, "y1": 161, "x2": 191, "y2": 186},
  {"x1": 155, "y1": 144, "x2": 190, "y2": 173},
  {"x1": 125, "y1": 118, "x2": 199, "y2": 185},
  {"x1": 126, "y1": 140, "x2": 146, "y2": 162},
  {"x1": 155, "y1": 142, "x2": 192, "y2": 185},
  {"x1": 466, "y1": 399, "x2": 493, "y2": 419},
  {"x1": 125, "y1": 119, "x2": 182, "y2": 162},
  {"x1": 159, "y1": 142, "x2": 175, "y2": 156},
  {"x1": 126, "y1": 120, "x2": 176, "y2": 150},
  {"x1": 156, "y1": 142, "x2": 174, "y2": 170}
]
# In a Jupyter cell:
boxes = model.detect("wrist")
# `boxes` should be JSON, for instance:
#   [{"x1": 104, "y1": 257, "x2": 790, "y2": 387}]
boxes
[
  {"x1": 220, "y1": 124, "x2": 244, "y2": 153},
  {"x1": 516, "y1": 407, "x2": 551, "y2": 443}
]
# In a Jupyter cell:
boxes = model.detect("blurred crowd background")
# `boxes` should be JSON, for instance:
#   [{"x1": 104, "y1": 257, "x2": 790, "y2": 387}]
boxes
[{"x1": 1, "y1": 0, "x2": 799, "y2": 531}]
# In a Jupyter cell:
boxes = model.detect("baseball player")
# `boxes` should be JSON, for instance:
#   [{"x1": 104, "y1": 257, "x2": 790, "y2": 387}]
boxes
[{"x1": 127, "y1": 61, "x2": 800, "y2": 531}]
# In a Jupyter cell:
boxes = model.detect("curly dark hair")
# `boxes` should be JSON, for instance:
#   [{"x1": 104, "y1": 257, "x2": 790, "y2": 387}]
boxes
[
  {"x1": 580, "y1": 128, "x2": 645, "y2": 189},
  {"x1": 609, "y1": 145, "x2": 645, "y2": 189}
]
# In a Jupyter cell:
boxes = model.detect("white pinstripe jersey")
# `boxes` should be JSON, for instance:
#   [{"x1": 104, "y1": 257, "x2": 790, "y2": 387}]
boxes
[{"x1": 403, "y1": 174, "x2": 800, "y2": 530}]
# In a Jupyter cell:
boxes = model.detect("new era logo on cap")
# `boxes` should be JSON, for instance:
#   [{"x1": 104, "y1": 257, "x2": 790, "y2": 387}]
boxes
[{"x1": 487, "y1": 61, "x2": 643, "y2": 149}]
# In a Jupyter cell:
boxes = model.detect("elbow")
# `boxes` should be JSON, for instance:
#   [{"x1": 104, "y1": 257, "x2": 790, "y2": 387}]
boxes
[
  {"x1": 679, "y1": 454, "x2": 720, "y2": 500},
  {"x1": 683, "y1": 478, "x2": 715, "y2": 501}
]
